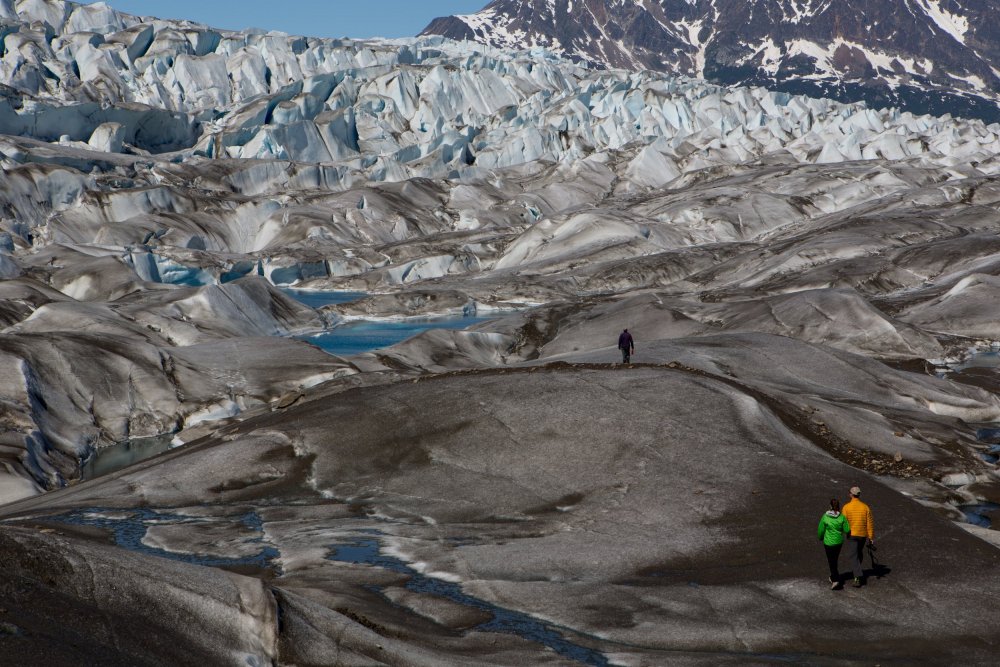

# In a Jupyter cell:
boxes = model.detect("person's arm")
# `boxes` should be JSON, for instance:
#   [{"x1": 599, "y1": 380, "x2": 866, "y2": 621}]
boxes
[
  {"x1": 867, "y1": 508, "x2": 874, "y2": 541},
  {"x1": 817, "y1": 516, "x2": 826, "y2": 541},
  {"x1": 842, "y1": 516, "x2": 851, "y2": 538}
]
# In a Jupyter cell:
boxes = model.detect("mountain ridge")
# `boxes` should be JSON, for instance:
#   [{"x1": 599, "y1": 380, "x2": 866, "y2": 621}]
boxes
[{"x1": 421, "y1": 0, "x2": 1000, "y2": 122}]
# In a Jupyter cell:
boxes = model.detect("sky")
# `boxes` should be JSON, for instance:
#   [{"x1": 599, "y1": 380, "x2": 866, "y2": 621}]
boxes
[{"x1": 90, "y1": 1, "x2": 488, "y2": 39}]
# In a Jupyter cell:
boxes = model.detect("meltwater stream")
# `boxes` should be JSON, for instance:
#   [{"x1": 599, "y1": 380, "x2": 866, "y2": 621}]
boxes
[
  {"x1": 34, "y1": 507, "x2": 279, "y2": 571},
  {"x1": 328, "y1": 535, "x2": 609, "y2": 666}
]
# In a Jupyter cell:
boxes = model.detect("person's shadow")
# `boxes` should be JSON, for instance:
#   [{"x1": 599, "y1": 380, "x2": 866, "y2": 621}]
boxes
[
  {"x1": 834, "y1": 546, "x2": 890, "y2": 588},
  {"x1": 864, "y1": 544, "x2": 892, "y2": 580}
]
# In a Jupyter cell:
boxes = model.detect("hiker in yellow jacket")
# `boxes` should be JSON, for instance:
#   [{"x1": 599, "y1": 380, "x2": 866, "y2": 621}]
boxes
[{"x1": 843, "y1": 486, "x2": 874, "y2": 587}]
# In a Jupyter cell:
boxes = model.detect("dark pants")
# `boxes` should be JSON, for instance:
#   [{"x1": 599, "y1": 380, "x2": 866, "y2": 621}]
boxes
[
  {"x1": 824, "y1": 543, "x2": 843, "y2": 581},
  {"x1": 849, "y1": 536, "x2": 867, "y2": 578},
  {"x1": 621, "y1": 348, "x2": 631, "y2": 363}
]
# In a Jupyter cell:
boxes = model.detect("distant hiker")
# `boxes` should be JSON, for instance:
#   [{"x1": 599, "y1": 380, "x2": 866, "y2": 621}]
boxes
[
  {"x1": 818, "y1": 498, "x2": 851, "y2": 589},
  {"x1": 618, "y1": 328, "x2": 635, "y2": 364},
  {"x1": 843, "y1": 486, "x2": 874, "y2": 587}
]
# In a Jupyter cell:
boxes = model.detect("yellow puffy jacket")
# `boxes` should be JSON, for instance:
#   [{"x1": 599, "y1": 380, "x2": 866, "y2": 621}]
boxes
[{"x1": 843, "y1": 498, "x2": 873, "y2": 539}]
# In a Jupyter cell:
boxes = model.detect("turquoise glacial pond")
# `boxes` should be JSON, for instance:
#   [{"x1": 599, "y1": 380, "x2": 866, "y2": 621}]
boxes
[
  {"x1": 81, "y1": 434, "x2": 176, "y2": 480},
  {"x1": 299, "y1": 315, "x2": 495, "y2": 356}
]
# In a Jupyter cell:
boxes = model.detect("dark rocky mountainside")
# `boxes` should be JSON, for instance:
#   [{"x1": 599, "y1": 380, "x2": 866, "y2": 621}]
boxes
[{"x1": 422, "y1": 0, "x2": 1000, "y2": 121}]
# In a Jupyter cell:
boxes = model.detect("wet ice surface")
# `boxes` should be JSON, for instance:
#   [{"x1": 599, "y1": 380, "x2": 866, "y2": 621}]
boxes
[
  {"x1": 300, "y1": 316, "x2": 496, "y2": 356},
  {"x1": 35, "y1": 507, "x2": 280, "y2": 571},
  {"x1": 328, "y1": 535, "x2": 609, "y2": 666},
  {"x1": 952, "y1": 350, "x2": 1000, "y2": 372},
  {"x1": 961, "y1": 503, "x2": 1000, "y2": 528},
  {"x1": 980, "y1": 448, "x2": 1000, "y2": 465},
  {"x1": 976, "y1": 428, "x2": 1000, "y2": 443},
  {"x1": 81, "y1": 435, "x2": 176, "y2": 480},
  {"x1": 938, "y1": 348, "x2": 1000, "y2": 377}
]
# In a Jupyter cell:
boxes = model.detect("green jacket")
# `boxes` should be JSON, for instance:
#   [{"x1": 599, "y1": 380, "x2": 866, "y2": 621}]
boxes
[{"x1": 817, "y1": 511, "x2": 851, "y2": 546}]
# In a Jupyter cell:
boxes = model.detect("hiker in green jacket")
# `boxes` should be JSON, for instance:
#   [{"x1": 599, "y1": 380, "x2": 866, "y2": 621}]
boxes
[{"x1": 818, "y1": 498, "x2": 851, "y2": 590}]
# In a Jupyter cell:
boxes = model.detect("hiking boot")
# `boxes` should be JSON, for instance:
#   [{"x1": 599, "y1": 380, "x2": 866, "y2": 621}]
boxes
[
  {"x1": 830, "y1": 579, "x2": 839, "y2": 590},
  {"x1": 852, "y1": 577, "x2": 862, "y2": 588}
]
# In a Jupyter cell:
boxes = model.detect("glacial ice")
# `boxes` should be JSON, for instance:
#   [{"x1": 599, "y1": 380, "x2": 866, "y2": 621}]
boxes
[
  {"x1": 3, "y1": 2, "x2": 1000, "y2": 664},
  {"x1": 2, "y1": 0, "x2": 1000, "y2": 181}
]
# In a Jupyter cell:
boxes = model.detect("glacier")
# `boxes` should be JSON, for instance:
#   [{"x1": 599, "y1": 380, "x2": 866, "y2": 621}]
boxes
[{"x1": 1, "y1": 1, "x2": 1000, "y2": 665}]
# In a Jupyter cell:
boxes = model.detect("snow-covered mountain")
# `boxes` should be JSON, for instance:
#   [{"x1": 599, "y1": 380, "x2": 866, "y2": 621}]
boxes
[{"x1": 421, "y1": 0, "x2": 1000, "y2": 122}]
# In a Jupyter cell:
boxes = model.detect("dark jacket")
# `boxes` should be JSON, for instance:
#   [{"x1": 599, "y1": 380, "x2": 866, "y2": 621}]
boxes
[{"x1": 618, "y1": 331, "x2": 634, "y2": 350}]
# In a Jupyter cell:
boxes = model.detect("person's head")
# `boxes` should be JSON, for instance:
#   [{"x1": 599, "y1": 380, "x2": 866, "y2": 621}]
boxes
[
  {"x1": 829, "y1": 498, "x2": 840, "y2": 512},
  {"x1": 850, "y1": 486, "x2": 861, "y2": 498},
  {"x1": 623, "y1": 328, "x2": 628, "y2": 332}
]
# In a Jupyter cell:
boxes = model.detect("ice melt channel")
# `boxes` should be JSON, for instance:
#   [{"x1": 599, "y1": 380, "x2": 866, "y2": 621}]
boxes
[{"x1": 328, "y1": 536, "x2": 609, "y2": 666}]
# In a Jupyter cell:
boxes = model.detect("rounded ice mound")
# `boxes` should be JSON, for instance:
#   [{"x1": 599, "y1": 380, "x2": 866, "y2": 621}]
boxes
[{"x1": 88, "y1": 122, "x2": 125, "y2": 153}]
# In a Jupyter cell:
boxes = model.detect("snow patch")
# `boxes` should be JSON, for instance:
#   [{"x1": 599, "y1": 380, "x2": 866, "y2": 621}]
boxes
[
  {"x1": 947, "y1": 72, "x2": 986, "y2": 91},
  {"x1": 911, "y1": 0, "x2": 969, "y2": 45}
]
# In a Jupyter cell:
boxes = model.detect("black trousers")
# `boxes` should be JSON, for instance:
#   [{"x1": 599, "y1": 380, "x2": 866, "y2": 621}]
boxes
[{"x1": 824, "y1": 543, "x2": 842, "y2": 581}]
